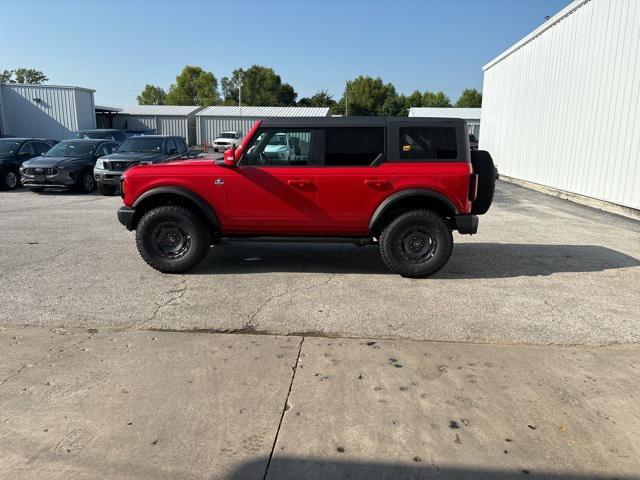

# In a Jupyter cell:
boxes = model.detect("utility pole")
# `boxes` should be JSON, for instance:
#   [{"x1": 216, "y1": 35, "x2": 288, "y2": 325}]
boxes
[
  {"x1": 238, "y1": 72, "x2": 243, "y2": 115},
  {"x1": 345, "y1": 81, "x2": 349, "y2": 116}
]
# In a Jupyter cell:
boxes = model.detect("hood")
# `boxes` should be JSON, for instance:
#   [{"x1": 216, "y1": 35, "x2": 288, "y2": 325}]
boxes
[
  {"x1": 25, "y1": 155, "x2": 91, "y2": 168},
  {"x1": 102, "y1": 152, "x2": 165, "y2": 163}
]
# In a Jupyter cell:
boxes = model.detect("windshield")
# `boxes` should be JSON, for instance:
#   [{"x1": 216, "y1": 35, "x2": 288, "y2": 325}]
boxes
[
  {"x1": 0, "y1": 141, "x2": 20, "y2": 155},
  {"x1": 70, "y1": 131, "x2": 112, "y2": 140},
  {"x1": 271, "y1": 134, "x2": 287, "y2": 146},
  {"x1": 45, "y1": 141, "x2": 95, "y2": 157},
  {"x1": 117, "y1": 137, "x2": 164, "y2": 153},
  {"x1": 219, "y1": 132, "x2": 236, "y2": 139}
]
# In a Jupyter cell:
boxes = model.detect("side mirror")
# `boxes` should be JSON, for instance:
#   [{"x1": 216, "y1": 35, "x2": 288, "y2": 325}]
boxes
[{"x1": 223, "y1": 147, "x2": 236, "y2": 167}]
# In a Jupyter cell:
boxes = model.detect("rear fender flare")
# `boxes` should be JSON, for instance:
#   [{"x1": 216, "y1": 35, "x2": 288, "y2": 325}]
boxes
[{"x1": 368, "y1": 188, "x2": 458, "y2": 231}]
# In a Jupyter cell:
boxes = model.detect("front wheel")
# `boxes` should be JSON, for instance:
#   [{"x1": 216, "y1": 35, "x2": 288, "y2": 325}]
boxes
[
  {"x1": 379, "y1": 209, "x2": 453, "y2": 278},
  {"x1": 77, "y1": 171, "x2": 95, "y2": 193},
  {"x1": 135, "y1": 205, "x2": 210, "y2": 273}
]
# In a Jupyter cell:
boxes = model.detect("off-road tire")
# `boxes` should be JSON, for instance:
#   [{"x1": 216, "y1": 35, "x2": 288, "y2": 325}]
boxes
[
  {"x1": 379, "y1": 209, "x2": 453, "y2": 278},
  {"x1": 0, "y1": 168, "x2": 20, "y2": 190},
  {"x1": 471, "y1": 150, "x2": 496, "y2": 215},
  {"x1": 97, "y1": 182, "x2": 117, "y2": 196},
  {"x1": 135, "y1": 205, "x2": 209, "y2": 273}
]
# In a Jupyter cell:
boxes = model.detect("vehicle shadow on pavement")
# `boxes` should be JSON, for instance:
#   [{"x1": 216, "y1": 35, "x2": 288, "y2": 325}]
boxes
[
  {"x1": 193, "y1": 243, "x2": 639, "y2": 278},
  {"x1": 226, "y1": 457, "x2": 639, "y2": 480}
]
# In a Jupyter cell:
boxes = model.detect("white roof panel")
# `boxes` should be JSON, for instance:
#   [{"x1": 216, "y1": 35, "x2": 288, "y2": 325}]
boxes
[
  {"x1": 196, "y1": 106, "x2": 330, "y2": 117},
  {"x1": 408, "y1": 107, "x2": 481, "y2": 119},
  {"x1": 119, "y1": 105, "x2": 203, "y2": 116}
]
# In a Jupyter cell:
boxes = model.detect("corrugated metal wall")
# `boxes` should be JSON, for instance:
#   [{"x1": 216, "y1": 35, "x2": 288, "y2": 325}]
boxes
[
  {"x1": 481, "y1": 0, "x2": 640, "y2": 210},
  {"x1": 0, "y1": 85, "x2": 95, "y2": 139},
  {"x1": 110, "y1": 114, "x2": 196, "y2": 144},
  {"x1": 197, "y1": 117, "x2": 261, "y2": 146},
  {"x1": 114, "y1": 115, "x2": 157, "y2": 131}
]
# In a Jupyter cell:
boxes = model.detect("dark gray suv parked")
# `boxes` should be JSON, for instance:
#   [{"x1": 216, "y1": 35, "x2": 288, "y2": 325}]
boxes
[{"x1": 94, "y1": 135, "x2": 188, "y2": 195}]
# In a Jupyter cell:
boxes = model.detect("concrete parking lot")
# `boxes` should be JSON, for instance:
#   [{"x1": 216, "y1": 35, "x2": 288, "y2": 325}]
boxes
[{"x1": 1, "y1": 181, "x2": 639, "y2": 345}]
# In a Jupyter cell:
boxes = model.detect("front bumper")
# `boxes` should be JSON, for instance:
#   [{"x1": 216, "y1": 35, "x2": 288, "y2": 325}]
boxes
[
  {"x1": 455, "y1": 214, "x2": 478, "y2": 235},
  {"x1": 117, "y1": 206, "x2": 136, "y2": 230},
  {"x1": 21, "y1": 169, "x2": 77, "y2": 190},
  {"x1": 94, "y1": 167, "x2": 123, "y2": 186}
]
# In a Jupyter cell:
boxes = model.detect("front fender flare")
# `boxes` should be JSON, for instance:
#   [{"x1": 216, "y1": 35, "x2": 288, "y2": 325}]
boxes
[{"x1": 132, "y1": 186, "x2": 220, "y2": 230}]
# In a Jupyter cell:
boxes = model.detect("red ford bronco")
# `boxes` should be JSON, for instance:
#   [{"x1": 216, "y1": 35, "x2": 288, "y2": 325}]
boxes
[{"x1": 117, "y1": 117, "x2": 495, "y2": 277}]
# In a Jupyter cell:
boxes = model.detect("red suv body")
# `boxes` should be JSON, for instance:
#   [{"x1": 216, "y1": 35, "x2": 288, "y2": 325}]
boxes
[{"x1": 118, "y1": 117, "x2": 495, "y2": 277}]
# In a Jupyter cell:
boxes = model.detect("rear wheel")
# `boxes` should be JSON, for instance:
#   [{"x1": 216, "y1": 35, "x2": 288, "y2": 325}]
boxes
[
  {"x1": 97, "y1": 182, "x2": 117, "y2": 196},
  {"x1": 379, "y1": 209, "x2": 453, "y2": 278},
  {"x1": 1, "y1": 168, "x2": 20, "y2": 190},
  {"x1": 135, "y1": 205, "x2": 209, "y2": 273}
]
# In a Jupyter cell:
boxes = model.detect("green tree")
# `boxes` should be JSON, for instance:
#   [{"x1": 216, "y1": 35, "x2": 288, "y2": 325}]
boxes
[
  {"x1": 405, "y1": 90, "x2": 424, "y2": 109},
  {"x1": 456, "y1": 88, "x2": 482, "y2": 108},
  {"x1": 165, "y1": 66, "x2": 219, "y2": 106},
  {"x1": 137, "y1": 84, "x2": 167, "y2": 105},
  {"x1": 1, "y1": 68, "x2": 48, "y2": 84},
  {"x1": 221, "y1": 65, "x2": 297, "y2": 106},
  {"x1": 422, "y1": 91, "x2": 452, "y2": 107},
  {"x1": 297, "y1": 90, "x2": 336, "y2": 108},
  {"x1": 339, "y1": 76, "x2": 398, "y2": 116}
]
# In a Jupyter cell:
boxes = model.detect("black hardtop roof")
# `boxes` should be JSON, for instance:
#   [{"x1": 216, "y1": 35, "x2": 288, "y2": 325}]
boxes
[
  {"x1": 0, "y1": 137, "x2": 52, "y2": 142},
  {"x1": 260, "y1": 116, "x2": 468, "y2": 128}
]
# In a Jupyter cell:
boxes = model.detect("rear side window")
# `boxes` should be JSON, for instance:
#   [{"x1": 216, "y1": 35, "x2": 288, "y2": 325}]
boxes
[
  {"x1": 325, "y1": 127, "x2": 384, "y2": 166},
  {"x1": 399, "y1": 127, "x2": 457, "y2": 161}
]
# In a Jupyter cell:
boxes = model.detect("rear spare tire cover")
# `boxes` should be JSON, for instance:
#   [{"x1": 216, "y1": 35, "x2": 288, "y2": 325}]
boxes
[{"x1": 471, "y1": 150, "x2": 496, "y2": 215}]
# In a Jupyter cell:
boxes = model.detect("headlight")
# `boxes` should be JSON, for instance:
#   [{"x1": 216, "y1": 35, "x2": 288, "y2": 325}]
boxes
[
  {"x1": 57, "y1": 165, "x2": 66, "y2": 170},
  {"x1": 95, "y1": 159, "x2": 105, "y2": 169}
]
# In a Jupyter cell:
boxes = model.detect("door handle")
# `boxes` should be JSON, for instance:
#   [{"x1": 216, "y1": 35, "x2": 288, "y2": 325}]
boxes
[
  {"x1": 364, "y1": 179, "x2": 389, "y2": 187},
  {"x1": 288, "y1": 179, "x2": 312, "y2": 187}
]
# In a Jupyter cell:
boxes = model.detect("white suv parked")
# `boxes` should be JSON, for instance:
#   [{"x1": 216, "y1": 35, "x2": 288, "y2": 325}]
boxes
[{"x1": 212, "y1": 131, "x2": 242, "y2": 152}]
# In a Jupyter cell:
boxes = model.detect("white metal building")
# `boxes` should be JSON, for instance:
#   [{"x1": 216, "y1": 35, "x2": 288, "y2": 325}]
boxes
[
  {"x1": 196, "y1": 106, "x2": 331, "y2": 146},
  {"x1": 481, "y1": 0, "x2": 640, "y2": 214},
  {"x1": 409, "y1": 107, "x2": 481, "y2": 138},
  {"x1": 0, "y1": 84, "x2": 96, "y2": 139},
  {"x1": 99, "y1": 105, "x2": 203, "y2": 145}
]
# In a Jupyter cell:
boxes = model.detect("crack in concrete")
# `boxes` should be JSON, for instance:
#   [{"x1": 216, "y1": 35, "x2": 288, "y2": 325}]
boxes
[
  {"x1": 262, "y1": 336, "x2": 304, "y2": 480},
  {"x1": 0, "y1": 247, "x2": 69, "y2": 280},
  {"x1": 246, "y1": 274, "x2": 336, "y2": 329},
  {"x1": 130, "y1": 279, "x2": 188, "y2": 329}
]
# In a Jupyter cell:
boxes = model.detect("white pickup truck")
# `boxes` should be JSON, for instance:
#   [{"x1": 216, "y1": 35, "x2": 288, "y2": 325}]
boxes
[{"x1": 212, "y1": 131, "x2": 243, "y2": 152}]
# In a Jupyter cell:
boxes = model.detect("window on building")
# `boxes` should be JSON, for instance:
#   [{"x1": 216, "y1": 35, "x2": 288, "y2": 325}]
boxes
[
  {"x1": 324, "y1": 127, "x2": 384, "y2": 166},
  {"x1": 399, "y1": 127, "x2": 457, "y2": 161}
]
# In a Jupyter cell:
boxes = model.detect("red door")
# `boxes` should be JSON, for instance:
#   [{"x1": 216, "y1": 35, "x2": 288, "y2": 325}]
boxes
[{"x1": 223, "y1": 128, "x2": 324, "y2": 234}]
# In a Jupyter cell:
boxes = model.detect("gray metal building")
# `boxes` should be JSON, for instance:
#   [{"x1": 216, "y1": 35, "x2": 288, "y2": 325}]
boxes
[
  {"x1": 0, "y1": 83, "x2": 96, "y2": 139},
  {"x1": 97, "y1": 105, "x2": 204, "y2": 145},
  {"x1": 196, "y1": 106, "x2": 331, "y2": 146},
  {"x1": 409, "y1": 107, "x2": 481, "y2": 138},
  {"x1": 481, "y1": 0, "x2": 640, "y2": 216}
]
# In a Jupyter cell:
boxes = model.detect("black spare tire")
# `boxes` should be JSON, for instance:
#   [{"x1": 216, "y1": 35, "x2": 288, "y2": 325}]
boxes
[{"x1": 471, "y1": 150, "x2": 496, "y2": 215}]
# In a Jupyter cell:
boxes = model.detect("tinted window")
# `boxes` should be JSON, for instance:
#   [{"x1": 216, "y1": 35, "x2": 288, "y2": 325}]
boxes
[
  {"x1": 400, "y1": 127, "x2": 457, "y2": 160},
  {"x1": 117, "y1": 137, "x2": 164, "y2": 153},
  {"x1": 19, "y1": 142, "x2": 36, "y2": 156},
  {"x1": 33, "y1": 142, "x2": 52, "y2": 155},
  {"x1": 113, "y1": 131, "x2": 126, "y2": 142},
  {"x1": 166, "y1": 138, "x2": 177, "y2": 153},
  {"x1": 96, "y1": 143, "x2": 114, "y2": 157},
  {"x1": 176, "y1": 138, "x2": 187, "y2": 153},
  {"x1": 325, "y1": 127, "x2": 384, "y2": 166},
  {"x1": 243, "y1": 129, "x2": 314, "y2": 166},
  {"x1": 0, "y1": 141, "x2": 21, "y2": 155}
]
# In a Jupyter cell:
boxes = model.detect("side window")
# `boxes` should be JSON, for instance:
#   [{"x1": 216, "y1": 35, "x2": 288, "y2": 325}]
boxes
[
  {"x1": 165, "y1": 138, "x2": 177, "y2": 154},
  {"x1": 399, "y1": 127, "x2": 457, "y2": 161},
  {"x1": 243, "y1": 130, "x2": 314, "y2": 166},
  {"x1": 33, "y1": 142, "x2": 51, "y2": 155},
  {"x1": 114, "y1": 132, "x2": 126, "y2": 142},
  {"x1": 177, "y1": 138, "x2": 187, "y2": 153},
  {"x1": 96, "y1": 143, "x2": 113, "y2": 157},
  {"x1": 325, "y1": 127, "x2": 384, "y2": 166},
  {"x1": 19, "y1": 142, "x2": 35, "y2": 156}
]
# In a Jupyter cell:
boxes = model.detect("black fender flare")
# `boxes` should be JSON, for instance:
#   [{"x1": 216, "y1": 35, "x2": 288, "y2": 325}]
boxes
[
  {"x1": 368, "y1": 188, "x2": 459, "y2": 231},
  {"x1": 132, "y1": 186, "x2": 220, "y2": 230}
]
